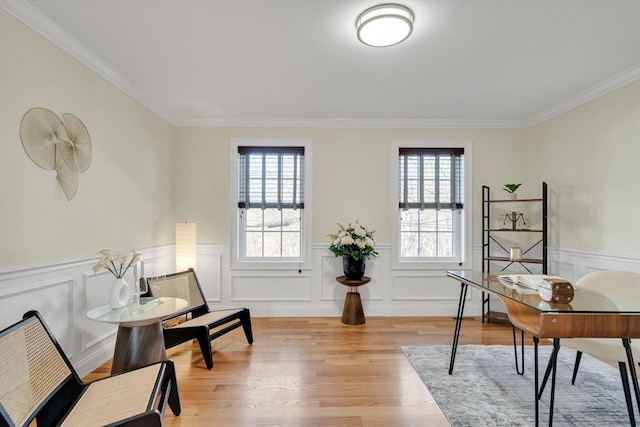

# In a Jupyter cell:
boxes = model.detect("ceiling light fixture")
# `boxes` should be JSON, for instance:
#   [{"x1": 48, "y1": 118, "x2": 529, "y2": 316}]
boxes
[{"x1": 356, "y1": 3, "x2": 414, "y2": 47}]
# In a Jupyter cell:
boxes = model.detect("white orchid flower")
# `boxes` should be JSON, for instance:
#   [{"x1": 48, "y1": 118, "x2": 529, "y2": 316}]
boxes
[{"x1": 92, "y1": 249, "x2": 140, "y2": 278}]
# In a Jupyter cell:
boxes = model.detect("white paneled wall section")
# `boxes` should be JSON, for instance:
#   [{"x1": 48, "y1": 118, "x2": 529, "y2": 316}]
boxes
[{"x1": 1, "y1": 244, "x2": 638, "y2": 376}]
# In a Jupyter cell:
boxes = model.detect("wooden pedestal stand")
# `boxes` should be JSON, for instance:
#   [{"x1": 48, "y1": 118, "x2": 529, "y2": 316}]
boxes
[{"x1": 336, "y1": 276, "x2": 371, "y2": 325}]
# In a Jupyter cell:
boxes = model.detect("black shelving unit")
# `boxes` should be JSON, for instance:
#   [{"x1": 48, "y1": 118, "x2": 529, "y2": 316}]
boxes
[{"x1": 481, "y1": 182, "x2": 548, "y2": 323}]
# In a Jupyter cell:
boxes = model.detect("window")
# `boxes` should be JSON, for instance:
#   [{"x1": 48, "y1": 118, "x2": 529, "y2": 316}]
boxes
[
  {"x1": 392, "y1": 141, "x2": 471, "y2": 268},
  {"x1": 231, "y1": 139, "x2": 312, "y2": 268}
]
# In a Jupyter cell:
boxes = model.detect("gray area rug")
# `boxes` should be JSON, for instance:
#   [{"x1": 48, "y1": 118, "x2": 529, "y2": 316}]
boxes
[{"x1": 402, "y1": 345, "x2": 638, "y2": 427}]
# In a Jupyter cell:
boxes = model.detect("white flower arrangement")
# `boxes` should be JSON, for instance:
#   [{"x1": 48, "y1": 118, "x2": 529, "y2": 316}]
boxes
[
  {"x1": 328, "y1": 221, "x2": 378, "y2": 260},
  {"x1": 92, "y1": 249, "x2": 140, "y2": 278}
]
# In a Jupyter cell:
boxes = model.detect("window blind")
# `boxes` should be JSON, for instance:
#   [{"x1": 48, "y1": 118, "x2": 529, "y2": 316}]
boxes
[
  {"x1": 238, "y1": 146, "x2": 305, "y2": 209},
  {"x1": 398, "y1": 147, "x2": 464, "y2": 210}
]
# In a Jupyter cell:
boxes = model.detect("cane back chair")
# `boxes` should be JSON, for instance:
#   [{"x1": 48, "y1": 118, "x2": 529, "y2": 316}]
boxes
[
  {"x1": 0, "y1": 311, "x2": 180, "y2": 427},
  {"x1": 145, "y1": 269, "x2": 253, "y2": 370}
]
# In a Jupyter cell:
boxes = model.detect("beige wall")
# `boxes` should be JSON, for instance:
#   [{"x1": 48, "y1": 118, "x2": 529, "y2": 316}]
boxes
[
  {"x1": 525, "y1": 81, "x2": 640, "y2": 256},
  {"x1": 2, "y1": 8, "x2": 638, "y2": 271},
  {"x1": 172, "y1": 126, "x2": 527, "y2": 247},
  {"x1": 0, "y1": 11, "x2": 174, "y2": 268}
]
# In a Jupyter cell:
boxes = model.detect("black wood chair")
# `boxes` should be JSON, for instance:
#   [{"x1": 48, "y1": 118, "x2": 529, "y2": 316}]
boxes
[
  {"x1": 0, "y1": 310, "x2": 180, "y2": 427},
  {"x1": 145, "y1": 268, "x2": 253, "y2": 369}
]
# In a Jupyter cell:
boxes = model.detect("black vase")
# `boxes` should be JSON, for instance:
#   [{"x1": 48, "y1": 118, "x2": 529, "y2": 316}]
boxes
[{"x1": 343, "y1": 255, "x2": 366, "y2": 280}]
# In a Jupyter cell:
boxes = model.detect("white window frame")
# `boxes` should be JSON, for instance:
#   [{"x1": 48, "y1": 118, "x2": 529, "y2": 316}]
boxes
[
  {"x1": 391, "y1": 140, "x2": 472, "y2": 270},
  {"x1": 230, "y1": 138, "x2": 312, "y2": 271}
]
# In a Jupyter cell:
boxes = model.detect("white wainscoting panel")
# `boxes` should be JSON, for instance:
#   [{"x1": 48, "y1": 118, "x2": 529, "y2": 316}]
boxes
[
  {"x1": 193, "y1": 245, "x2": 224, "y2": 302},
  {"x1": 1, "y1": 243, "x2": 637, "y2": 376},
  {"x1": 551, "y1": 247, "x2": 640, "y2": 282},
  {"x1": 0, "y1": 275, "x2": 75, "y2": 355},
  {"x1": 0, "y1": 246, "x2": 174, "y2": 378},
  {"x1": 83, "y1": 270, "x2": 118, "y2": 352},
  {"x1": 230, "y1": 275, "x2": 312, "y2": 301},
  {"x1": 392, "y1": 274, "x2": 461, "y2": 301},
  {"x1": 319, "y1": 253, "x2": 384, "y2": 301}
]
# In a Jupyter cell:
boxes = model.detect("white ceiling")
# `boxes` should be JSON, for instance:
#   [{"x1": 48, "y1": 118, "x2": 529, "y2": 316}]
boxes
[{"x1": 3, "y1": 0, "x2": 640, "y2": 128}]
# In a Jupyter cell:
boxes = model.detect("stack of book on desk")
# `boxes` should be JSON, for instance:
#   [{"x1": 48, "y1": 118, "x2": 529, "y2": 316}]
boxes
[
  {"x1": 497, "y1": 274, "x2": 556, "y2": 291},
  {"x1": 498, "y1": 274, "x2": 574, "y2": 303}
]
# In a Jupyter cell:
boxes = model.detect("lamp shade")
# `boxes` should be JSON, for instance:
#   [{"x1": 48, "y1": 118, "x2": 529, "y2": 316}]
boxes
[
  {"x1": 176, "y1": 222, "x2": 197, "y2": 272},
  {"x1": 356, "y1": 4, "x2": 414, "y2": 47}
]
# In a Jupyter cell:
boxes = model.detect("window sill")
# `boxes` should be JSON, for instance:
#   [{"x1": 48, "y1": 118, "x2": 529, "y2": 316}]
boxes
[
  {"x1": 231, "y1": 260, "x2": 310, "y2": 272},
  {"x1": 391, "y1": 259, "x2": 470, "y2": 271}
]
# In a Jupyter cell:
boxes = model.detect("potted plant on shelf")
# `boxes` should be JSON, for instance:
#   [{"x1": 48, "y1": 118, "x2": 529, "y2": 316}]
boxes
[
  {"x1": 328, "y1": 221, "x2": 378, "y2": 280},
  {"x1": 503, "y1": 183, "x2": 521, "y2": 200}
]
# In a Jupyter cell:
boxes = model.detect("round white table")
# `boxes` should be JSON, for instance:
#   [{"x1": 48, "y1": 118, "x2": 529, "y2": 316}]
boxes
[{"x1": 87, "y1": 297, "x2": 187, "y2": 374}]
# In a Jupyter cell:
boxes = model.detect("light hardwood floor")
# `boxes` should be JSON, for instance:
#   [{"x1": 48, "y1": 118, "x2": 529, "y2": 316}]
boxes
[{"x1": 85, "y1": 316, "x2": 518, "y2": 427}]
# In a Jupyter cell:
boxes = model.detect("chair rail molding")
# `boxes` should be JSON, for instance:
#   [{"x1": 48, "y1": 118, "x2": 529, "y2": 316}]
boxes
[{"x1": 1, "y1": 243, "x2": 637, "y2": 375}]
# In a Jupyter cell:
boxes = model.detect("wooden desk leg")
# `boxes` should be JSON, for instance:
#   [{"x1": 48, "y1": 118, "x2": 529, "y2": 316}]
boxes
[
  {"x1": 342, "y1": 291, "x2": 365, "y2": 325},
  {"x1": 449, "y1": 282, "x2": 468, "y2": 375},
  {"x1": 111, "y1": 322, "x2": 166, "y2": 374}
]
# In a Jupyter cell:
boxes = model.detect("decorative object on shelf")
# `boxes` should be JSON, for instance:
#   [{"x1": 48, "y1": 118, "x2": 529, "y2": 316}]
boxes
[
  {"x1": 92, "y1": 249, "x2": 140, "y2": 309},
  {"x1": 328, "y1": 221, "x2": 378, "y2": 280},
  {"x1": 509, "y1": 212, "x2": 521, "y2": 230},
  {"x1": 502, "y1": 183, "x2": 521, "y2": 200},
  {"x1": 538, "y1": 278, "x2": 574, "y2": 304},
  {"x1": 497, "y1": 211, "x2": 530, "y2": 230},
  {"x1": 510, "y1": 246, "x2": 523, "y2": 261},
  {"x1": 19, "y1": 107, "x2": 92, "y2": 201},
  {"x1": 517, "y1": 216, "x2": 531, "y2": 230},
  {"x1": 497, "y1": 215, "x2": 512, "y2": 230}
]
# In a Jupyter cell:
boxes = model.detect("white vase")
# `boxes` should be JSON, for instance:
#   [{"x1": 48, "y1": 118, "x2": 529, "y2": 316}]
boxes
[{"x1": 109, "y1": 277, "x2": 130, "y2": 309}]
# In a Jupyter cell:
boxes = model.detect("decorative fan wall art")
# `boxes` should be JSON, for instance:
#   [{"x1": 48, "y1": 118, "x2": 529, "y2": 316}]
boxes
[{"x1": 20, "y1": 108, "x2": 92, "y2": 200}]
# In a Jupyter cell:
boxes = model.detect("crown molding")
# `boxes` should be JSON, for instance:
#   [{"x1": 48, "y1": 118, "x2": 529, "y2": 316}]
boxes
[
  {"x1": 170, "y1": 116, "x2": 526, "y2": 129},
  {"x1": 523, "y1": 65, "x2": 640, "y2": 129},
  {"x1": 0, "y1": 0, "x2": 173, "y2": 122},
  {"x1": 3, "y1": 1, "x2": 637, "y2": 130},
  {"x1": 183, "y1": 65, "x2": 638, "y2": 129}
]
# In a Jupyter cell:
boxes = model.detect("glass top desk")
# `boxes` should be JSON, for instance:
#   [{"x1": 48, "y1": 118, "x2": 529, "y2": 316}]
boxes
[
  {"x1": 446, "y1": 270, "x2": 640, "y2": 426},
  {"x1": 87, "y1": 297, "x2": 187, "y2": 374}
]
